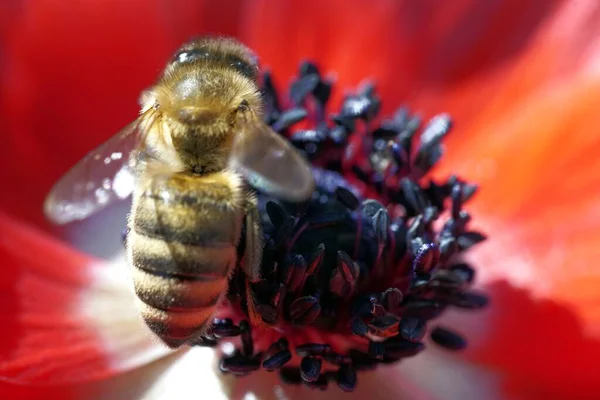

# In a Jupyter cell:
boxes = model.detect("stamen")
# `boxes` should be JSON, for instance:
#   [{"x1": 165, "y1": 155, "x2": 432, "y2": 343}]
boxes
[
  {"x1": 193, "y1": 59, "x2": 489, "y2": 392},
  {"x1": 430, "y1": 326, "x2": 467, "y2": 351}
]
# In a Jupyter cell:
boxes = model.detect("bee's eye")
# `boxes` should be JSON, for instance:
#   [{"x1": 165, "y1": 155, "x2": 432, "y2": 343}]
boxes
[{"x1": 237, "y1": 100, "x2": 250, "y2": 112}]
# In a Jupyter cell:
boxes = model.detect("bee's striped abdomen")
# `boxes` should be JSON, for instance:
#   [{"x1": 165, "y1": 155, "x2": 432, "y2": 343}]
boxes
[{"x1": 127, "y1": 171, "x2": 244, "y2": 347}]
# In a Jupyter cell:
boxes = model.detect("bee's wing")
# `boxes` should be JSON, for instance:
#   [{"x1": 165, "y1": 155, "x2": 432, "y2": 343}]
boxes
[
  {"x1": 229, "y1": 114, "x2": 315, "y2": 201},
  {"x1": 44, "y1": 119, "x2": 147, "y2": 225}
]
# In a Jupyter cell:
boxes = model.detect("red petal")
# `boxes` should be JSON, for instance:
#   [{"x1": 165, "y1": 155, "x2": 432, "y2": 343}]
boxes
[
  {"x1": 453, "y1": 75, "x2": 600, "y2": 397},
  {"x1": 0, "y1": 353, "x2": 188, "y2": 399},
  {"x1": 0, "y1": 212, "x2": 103, "y2": 382},
  {"x1": 0, "y1": 212, "x2": 170, "y2": 384},
  {"x1": 0, "y1": 0, "x2": 243, "y2": 227},
  {"x1": 439, "y1": 45, "x2": 600, "y2": 316},
  {"x1": 467, "y1": 283, "x2": 600, "y2": 398},
  {"x1": 241, "y1": 1, "x2": 562, "y2": 115},
  {"x1": 425, "y1": 3, "x2": 600, "y2": 397}
]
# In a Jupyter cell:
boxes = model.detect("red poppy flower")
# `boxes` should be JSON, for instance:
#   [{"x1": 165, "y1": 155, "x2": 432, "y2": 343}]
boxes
[{"x1": 2, "y1": 1, "x2": 600, "y2": 399}]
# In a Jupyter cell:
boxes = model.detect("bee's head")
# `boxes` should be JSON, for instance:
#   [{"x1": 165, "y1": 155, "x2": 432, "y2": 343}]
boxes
[
  {"x1": 143, "y1": 65, "x2": 261, "y2": 135},
  {"x1": 145, "y1": 37, "x2": 260, "y2": 130},
  {"x1": 139, "y1": 69, "x2": 261, "y2": 173},
  {"x1": 137, "y1": 37, "x2": 263, "y2": 173}
]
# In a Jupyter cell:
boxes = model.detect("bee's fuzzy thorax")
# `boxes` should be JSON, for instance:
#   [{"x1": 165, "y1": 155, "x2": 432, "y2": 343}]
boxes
[{"x1": 142, "y1": 58, "x2": 262, "y2": 174}]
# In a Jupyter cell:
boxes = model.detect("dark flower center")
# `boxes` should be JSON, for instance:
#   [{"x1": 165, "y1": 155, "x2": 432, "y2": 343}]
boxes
[{"x1": 196, "y1": 61, "x2": 488, "y2": 392}]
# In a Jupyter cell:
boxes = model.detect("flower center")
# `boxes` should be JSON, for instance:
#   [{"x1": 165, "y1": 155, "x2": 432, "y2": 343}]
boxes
[{"x1": 195, "y1": 61, "x2": 488, "y2": 392}]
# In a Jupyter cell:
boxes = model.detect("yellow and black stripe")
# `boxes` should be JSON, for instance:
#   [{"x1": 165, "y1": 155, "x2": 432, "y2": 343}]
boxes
[{"x1": 127, "y1": 170, "x2": 244, "y2": 347}]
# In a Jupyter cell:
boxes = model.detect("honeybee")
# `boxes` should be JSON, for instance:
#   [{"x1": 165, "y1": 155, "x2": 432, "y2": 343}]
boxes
[{"x1": 44, "y1": 37, "x2": 315, "y2": 348}]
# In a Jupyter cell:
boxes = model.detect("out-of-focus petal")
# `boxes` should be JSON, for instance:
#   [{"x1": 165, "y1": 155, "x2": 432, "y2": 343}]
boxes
[
  {"x1": 0, "y1": 212, "x2": 171, "y2": 384},
  {"x1": 0, "y1": 352, "x2": 202, "y2": 400},
  {"x1": 464, "y1": 283, "x2": 600, "y2": 398},
  {"x1": 428, "y1": 6, "x2": 600, "y2": 397},
  {"x1": 442, "y1": 52, "x2": 600, "y2": 322},
  {"x1": 457, "y1": 77, "x2": 600, "y2": 397},
  {"x1": 0, "y1": 0, "x2": 243, "y2": 227},
  {"x1": 225, "y1": 364, "x2": 436, "y2": 400},
  {"x1": 394, "y1": 349, "x2": 502, "y2": 400},
  {"x1": 435, "y1": 1, "x2": 600, "y2": 157},
  {"x1": 241, "y1": 0, "x2": 560, "y2": 114},
  {"x1": 133, "y1": 349, "x2": 231, "y2": 400}
]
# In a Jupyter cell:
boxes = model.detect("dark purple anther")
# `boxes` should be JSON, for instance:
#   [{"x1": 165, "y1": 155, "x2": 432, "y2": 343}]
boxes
[{"x1": 412, "y1": 242, "x2": 439, "y2": 274}]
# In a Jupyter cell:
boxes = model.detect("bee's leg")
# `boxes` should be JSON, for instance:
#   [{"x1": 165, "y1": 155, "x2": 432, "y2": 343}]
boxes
[
  {"x1": 241, "y1": 194, "x2": 269, "y2": 327},
  {"x1": 242, "y1": 194, "x2": 262, "y2": 282}
]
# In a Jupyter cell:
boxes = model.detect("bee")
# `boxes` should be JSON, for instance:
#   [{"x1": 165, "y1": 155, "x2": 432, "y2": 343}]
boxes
[{"x1": 43, "y1": 37, "x2": 315, "y2": 348}]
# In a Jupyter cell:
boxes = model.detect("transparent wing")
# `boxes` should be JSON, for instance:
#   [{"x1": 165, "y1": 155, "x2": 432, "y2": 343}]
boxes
[
  {"x1": 44, "y1": 120, "x2": 145, "y2": 225},
  {"x1": 229, "y1": 114, "x2": 315, "y2": 202}
]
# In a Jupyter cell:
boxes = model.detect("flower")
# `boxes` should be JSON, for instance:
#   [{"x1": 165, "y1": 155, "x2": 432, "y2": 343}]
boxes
[
  {"x1": 202, "y1": 63, "x2": 488, "y2": 388},
  {"x1": 2, "y1": 1, "x2": 600, "y2": 399}
]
